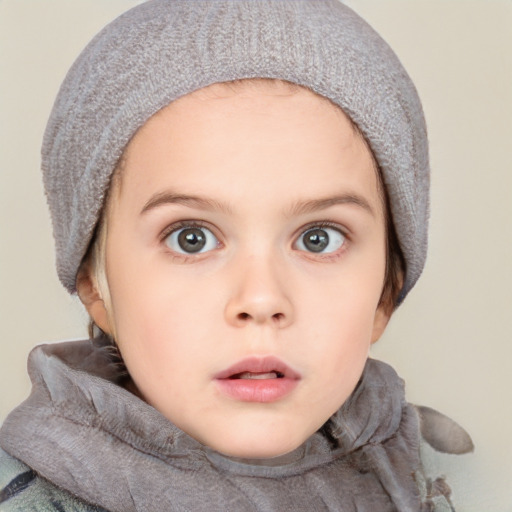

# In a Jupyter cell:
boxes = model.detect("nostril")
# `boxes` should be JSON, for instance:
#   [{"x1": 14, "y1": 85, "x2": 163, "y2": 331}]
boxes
[{"x1": 232, "y1": 311, "x2": 288, "y2": 325}]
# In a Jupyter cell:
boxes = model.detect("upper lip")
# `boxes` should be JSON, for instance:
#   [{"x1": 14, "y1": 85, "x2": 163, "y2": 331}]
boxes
[{"x1": 214, "y1": 357, "x2": 301, "y2": 380}]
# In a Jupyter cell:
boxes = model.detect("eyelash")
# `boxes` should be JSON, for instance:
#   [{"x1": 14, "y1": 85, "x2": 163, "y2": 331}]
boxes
[
  {"x1": 159, "y1": 220, "x2": 222, "y2": 262},
  {"x1": 299, "y1": 220, "x2": 349, "y2": 237},
  {"x1": 293, "y1": 221, "x2": 350, "y2": 260},
  {"x1": 159, "y1": 220, "x2": 350, "y2": 261}
]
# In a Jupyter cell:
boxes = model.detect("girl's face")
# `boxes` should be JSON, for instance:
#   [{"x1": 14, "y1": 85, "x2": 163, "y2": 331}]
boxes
[{"x1": 82, "y1": 81, "x2": 390, "y2": 458}]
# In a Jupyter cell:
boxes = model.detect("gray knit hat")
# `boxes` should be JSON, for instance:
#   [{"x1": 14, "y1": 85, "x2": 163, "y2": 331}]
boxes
[{"x1": 42, "y1": 0, "x2": 429, "y2": 299}]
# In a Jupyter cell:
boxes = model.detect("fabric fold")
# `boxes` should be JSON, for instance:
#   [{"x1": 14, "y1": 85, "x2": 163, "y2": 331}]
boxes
[{"x1": 0, "y1": 339, "x2": 456, "y2": 511}]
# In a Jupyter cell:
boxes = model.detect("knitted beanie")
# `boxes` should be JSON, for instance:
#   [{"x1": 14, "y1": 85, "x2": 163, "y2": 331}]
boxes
[{"x1": 42, "y1": 0, "x2": 429, "y2": 299}]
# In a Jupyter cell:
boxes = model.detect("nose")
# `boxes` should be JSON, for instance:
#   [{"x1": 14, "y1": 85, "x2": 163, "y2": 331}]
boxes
[{"x1": 224, "y1": 254, "x2": 294, "y2": 329}]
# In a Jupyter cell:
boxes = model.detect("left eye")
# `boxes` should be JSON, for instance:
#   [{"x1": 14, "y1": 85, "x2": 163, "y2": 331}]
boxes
[
  {"x1": 295, "y1": 226, "x2": 345, "y2": 254},
  {"x1": 165, "y1": 226, "x2": 219, "y2": 254}
]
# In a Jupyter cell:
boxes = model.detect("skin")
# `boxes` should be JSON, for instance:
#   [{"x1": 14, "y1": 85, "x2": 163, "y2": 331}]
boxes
[{"x1": 78, "y1": 81, "x2": 392, "y2": 459}]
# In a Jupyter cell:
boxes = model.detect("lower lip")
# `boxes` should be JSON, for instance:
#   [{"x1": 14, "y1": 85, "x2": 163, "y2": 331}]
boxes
[{"x1": 215, "y1": 377, "x2": 298, "y2": 403}]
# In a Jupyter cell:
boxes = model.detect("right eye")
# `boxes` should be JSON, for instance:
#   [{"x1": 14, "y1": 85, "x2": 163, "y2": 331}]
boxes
[
  {"x1": 164, "y1": 225, "x2": 219, "y2": 254},
  {"x1": 295, "y1": 226, "x2": 346, "y2": 254}
]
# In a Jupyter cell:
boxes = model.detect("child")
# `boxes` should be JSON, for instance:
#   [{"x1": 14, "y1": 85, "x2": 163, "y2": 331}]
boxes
[{"x1": 0, "y1": 1, "x2": 473, "y2": 510}]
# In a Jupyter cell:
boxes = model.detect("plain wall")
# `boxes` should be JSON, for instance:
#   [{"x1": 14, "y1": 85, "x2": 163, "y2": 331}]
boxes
[{"x1": 1, "y1": 1, "x2": 511, "y2": 510}]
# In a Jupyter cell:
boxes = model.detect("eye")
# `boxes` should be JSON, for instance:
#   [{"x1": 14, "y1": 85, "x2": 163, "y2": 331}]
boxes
[
  {"x1": 165, "y1": 225, "x2": 219, "y2": 254},
  {"x1": 295, "y1": 226, "x2": 345, "y2": 254}
]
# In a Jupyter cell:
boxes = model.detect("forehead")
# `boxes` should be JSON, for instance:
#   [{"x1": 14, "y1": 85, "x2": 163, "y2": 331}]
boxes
[
  {"x1": 189, "y1": 79, "x2": 334, "y2": 106},
  {"x1": 122, "y1": 79, "x2": 362, "y2": 149},
  {"x1": 111, "y1": 79, "x2": 381, "y2": 213}
]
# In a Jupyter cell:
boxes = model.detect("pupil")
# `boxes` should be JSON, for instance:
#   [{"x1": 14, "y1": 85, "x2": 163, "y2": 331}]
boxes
[
  {"x1": 178, "y1": 228, "x2": 206, "y2": 253},
  {"x1": 304, "y1": 229, "x2": 329, "y2": 252}
]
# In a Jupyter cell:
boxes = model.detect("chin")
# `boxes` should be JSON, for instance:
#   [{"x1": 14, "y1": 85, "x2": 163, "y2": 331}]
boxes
[{"x1": 206, "y1": 431, "x2": 306, "y2": 460}]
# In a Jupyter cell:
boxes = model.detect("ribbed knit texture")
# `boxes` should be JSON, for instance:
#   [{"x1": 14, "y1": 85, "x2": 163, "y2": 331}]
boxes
[{"x1": 42, "y1": 0, "x2": 429, "y2": 297}]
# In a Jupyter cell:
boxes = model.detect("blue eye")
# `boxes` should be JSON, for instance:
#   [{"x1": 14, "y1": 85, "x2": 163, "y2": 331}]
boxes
[
  {"x1": 165, "y1": 226, "x2": 219, "y2": 254},
  {"x1": 295, "y1": 226, "x2": 345, "y2": 253}
]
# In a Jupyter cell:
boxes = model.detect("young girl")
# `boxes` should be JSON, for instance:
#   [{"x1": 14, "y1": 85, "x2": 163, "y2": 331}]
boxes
[{"x1": 0, "y1": 1, "x2": 472, "y2": 510}]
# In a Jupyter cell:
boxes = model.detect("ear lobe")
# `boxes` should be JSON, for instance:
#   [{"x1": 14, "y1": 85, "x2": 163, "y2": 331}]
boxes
[
  {"x1": 371, "y1": 304, "x2": 391, "y2": 344},
  {"x1": 76, "y1": 264, "x2": 112, "y2": 335}
]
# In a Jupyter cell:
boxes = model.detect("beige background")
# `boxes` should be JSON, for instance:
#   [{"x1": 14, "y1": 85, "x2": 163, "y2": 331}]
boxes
[{"x1": 1, "y1": 1, "x2": 511, "y2": 510}]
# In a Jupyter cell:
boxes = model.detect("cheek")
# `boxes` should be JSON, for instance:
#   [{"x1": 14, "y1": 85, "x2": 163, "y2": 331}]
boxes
[
  {"x1": 301, "y1": 261, "x2": 384, "y2": 339},
  {"x1": 298, "y1": 302, "x2": 375, "y2": 421},
  {"x1": 302, "y1": 297, "x2": 375, "y2": 371},
  {"x1": 107, "y1": 258, "x2": 217, "y2": 373},
  {"x1": 295, "y1": 263, "x2": 384, "y2": 381}
]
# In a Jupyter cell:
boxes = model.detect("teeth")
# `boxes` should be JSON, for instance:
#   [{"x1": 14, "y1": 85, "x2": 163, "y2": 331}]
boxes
[{"x1": 238, "y1": 372, "x2": 278, "y2": 380}]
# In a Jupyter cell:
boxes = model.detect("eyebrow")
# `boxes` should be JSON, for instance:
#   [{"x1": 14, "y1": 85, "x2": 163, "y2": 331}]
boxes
[
  {"x1": 141, "y1": 190, "x2": 374, "y2": 218},
  {"x1": 287, "y1": 194, "x2": 375, "y2": 217},
  {"x1": 141, "y1": 191, "x2": 233, "y2": 215}
]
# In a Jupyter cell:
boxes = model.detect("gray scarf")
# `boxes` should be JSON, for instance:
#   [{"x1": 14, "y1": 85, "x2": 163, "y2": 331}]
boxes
[{"x1": 0, "y1": 340, "x2": 467, "y2": 511}]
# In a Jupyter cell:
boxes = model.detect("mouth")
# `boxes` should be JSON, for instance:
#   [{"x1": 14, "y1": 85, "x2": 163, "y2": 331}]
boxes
[
  {"x1": 215, "y1": 356, "x2": 300, "y2": 380},
  {"x1": 214, "y1": 357, "x2": 300, "y2": 403},
  {"x1": 229, "y1": 371, "x2": 285, "y2": 380}
]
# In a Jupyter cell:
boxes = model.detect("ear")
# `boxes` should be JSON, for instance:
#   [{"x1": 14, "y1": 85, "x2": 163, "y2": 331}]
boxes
[
  {"x1": 371, "y1": 270, "x2": 404, "y2": 343},
  {"x1": 76, "y1": 263, "x2": 112, "y2": 335},
  {"x1": 371, "y1": 304, "x2": 391, "y2": 344}
]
